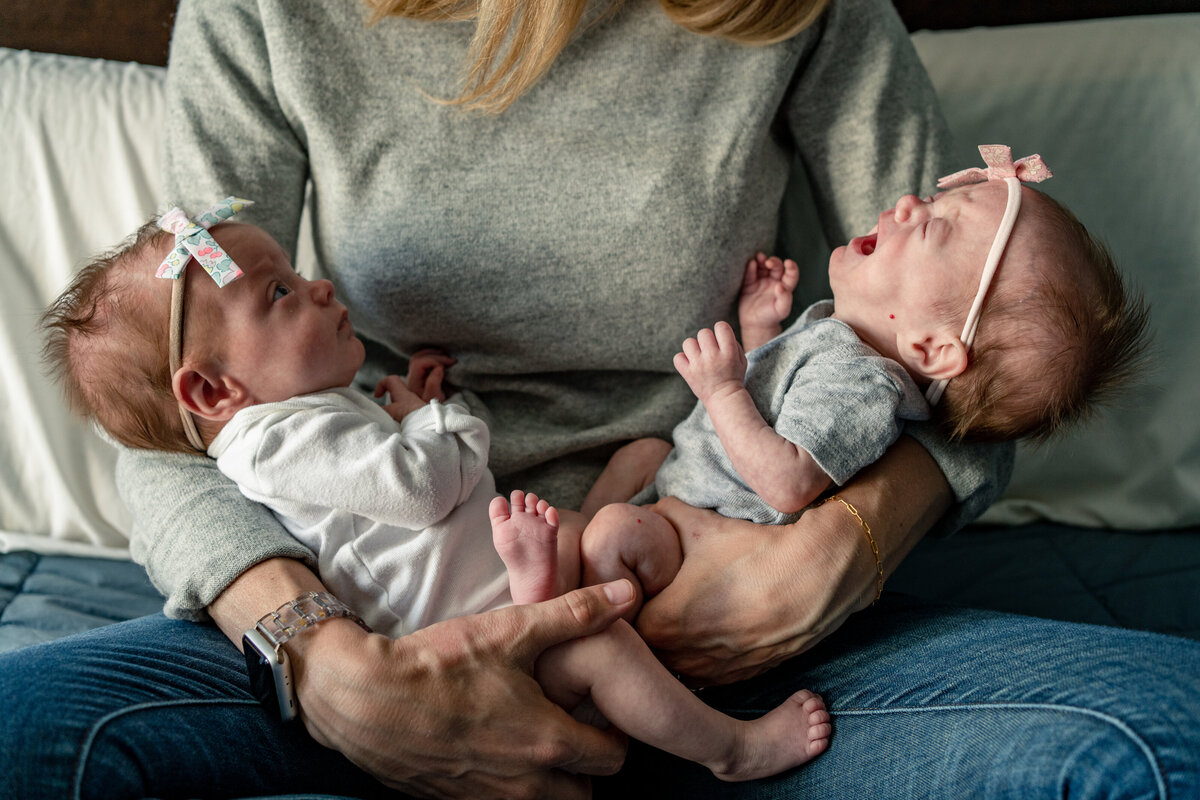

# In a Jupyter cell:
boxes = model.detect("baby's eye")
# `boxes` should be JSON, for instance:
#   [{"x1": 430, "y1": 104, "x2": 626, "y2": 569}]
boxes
[{"x1": 272, "y1": 284, "x2": 292, "y2": 302}]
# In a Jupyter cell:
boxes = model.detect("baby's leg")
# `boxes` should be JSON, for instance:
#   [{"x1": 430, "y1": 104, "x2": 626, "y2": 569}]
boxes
[
  {"x1": 580, "y1": 502, "x2": 681, "y2": 621},
  {"x1": 537, "y1": 620, "x2": 830, "y2": 781},
  {"x1": 580, "y1": 438, "x2": 673, "y2": 517},
  {"x1": 491, "y1": 490, "x2": 579, "y2": 605}
]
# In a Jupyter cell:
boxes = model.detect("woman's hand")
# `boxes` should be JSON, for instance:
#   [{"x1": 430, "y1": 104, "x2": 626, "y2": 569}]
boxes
[
  {"x1": 636, "y1": 497, "x2": 861, "y2": 684},
  {"x1": 289, "y1": 580, "x2": 636, "y2": 799},
  {"x1": 637, "y1": 436, "x2": 951, "y2": 685}
]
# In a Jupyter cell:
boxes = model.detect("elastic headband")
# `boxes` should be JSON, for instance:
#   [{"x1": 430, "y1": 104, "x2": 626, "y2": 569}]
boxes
[
  {"x1": 924, "y1": 146, "x2": 1051, "y2": 406},
  {"x1": 156, "y1": 196, "x2": 254, "y2": 450}
]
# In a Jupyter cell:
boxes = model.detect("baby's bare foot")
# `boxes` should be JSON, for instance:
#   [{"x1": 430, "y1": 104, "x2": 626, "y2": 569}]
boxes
[
  {"x1": 713, "y1": 689, "x2": 831, "y2": 782},
  {"x1": 490, "y1": 490, "x2": 560, "y2": 605}
]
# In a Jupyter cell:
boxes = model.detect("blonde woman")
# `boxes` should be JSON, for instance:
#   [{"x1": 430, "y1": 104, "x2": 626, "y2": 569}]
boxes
[{"x1": 6, "y1": 0, "x2": 1198, "y2": 798}]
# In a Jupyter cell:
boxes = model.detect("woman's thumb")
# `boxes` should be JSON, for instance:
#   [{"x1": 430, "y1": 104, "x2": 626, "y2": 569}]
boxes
[{"x1": 513, "y1": 580, "x2": 635, "y2": 658}]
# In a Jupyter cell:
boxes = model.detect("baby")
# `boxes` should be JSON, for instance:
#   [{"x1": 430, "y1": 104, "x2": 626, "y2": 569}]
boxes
[
  {"x1": 41, "y1": 198, "x2": 829, "y2": 782},
  {"x1": 576, "y1": 146, "x2": 1150, "y2": 605}
]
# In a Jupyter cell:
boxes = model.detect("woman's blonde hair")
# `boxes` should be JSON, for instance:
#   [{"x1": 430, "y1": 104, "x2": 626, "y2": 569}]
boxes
[{"x1": 366, "y1": 0, "x2": 832, "y2": 113}]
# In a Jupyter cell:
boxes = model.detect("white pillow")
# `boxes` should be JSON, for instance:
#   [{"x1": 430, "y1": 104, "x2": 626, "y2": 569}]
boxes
[
  {"x1": 0, "y1": 49, "x2": 168, "y2": 556},
  {"x1": 913, "y1": 15, "x2": 1200, "y2": 529}
]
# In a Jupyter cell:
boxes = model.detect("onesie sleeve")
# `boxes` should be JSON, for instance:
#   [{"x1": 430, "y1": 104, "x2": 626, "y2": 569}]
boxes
[
  {"x1": 774, "y1": 349, "x2": 928, "y2": 486},
  {"x1": 224, "y1": 397, "x2": 491, "y2": 531},
  {"x1": 906, "y1": 423, "x2": 1015, "y2": 537}
]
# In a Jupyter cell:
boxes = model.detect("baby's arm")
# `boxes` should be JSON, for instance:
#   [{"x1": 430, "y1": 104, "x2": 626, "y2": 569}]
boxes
[
  {"x1": 675, "y1": 322, "x2": 830, "y2": 514},
  {"x1": 222, "y1": 395, "x2": 490, "y2": 530},
  {"x1": 738, "y1": 253, "x2": 799, "y2": 352}
]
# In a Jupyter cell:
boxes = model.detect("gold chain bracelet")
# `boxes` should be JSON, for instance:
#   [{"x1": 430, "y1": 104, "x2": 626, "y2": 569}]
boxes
[{"x1": 812, "y1": 494, "x2": 883, "y2": 605}]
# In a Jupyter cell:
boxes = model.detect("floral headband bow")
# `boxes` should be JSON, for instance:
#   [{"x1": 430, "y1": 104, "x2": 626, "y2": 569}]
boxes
[
  {"x1": 924, "y1": 146, "x2": 1052, "y2": 406},
  {"x1": 155, "y1": 196, "x2": 253, "y2": 451},
  {"x1": 155, "y1": 196, "x2": 253, "y2": 287}
]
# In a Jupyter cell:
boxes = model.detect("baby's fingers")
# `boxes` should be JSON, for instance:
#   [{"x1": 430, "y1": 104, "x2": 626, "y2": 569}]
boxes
[
  {"x1": 713, "y1": 321, "x2": 740, "y2": 351},
  {"x1": 374, "y1": 374, "x2": 407, "y2": 399}
]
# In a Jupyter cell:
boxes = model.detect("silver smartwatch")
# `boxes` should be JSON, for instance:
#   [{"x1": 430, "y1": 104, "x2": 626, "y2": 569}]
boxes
[{"x1": 241, "y1": 591, "x2": 370, "y2": 722}]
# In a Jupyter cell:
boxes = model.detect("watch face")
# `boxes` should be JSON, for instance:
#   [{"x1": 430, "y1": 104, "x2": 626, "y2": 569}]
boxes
[{"x1": 243, "y1": 634, "x2": 281, "y2": 718}]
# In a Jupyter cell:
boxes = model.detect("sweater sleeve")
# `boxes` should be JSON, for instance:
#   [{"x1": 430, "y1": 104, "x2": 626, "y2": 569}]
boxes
[
  {"x1": 117, "y1": 447, "x2": 316, "y2": 621},
  {"x1": 784, "y1": 0, "x2": 953, "y2": 247},
  {"x1": 782, "y1": 0, "x2": 1013, "y2": 531}
]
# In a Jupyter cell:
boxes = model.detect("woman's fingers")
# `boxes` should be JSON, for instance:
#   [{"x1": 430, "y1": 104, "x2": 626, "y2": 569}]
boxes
[
  {"x1": 503, "y1": 580, "x2": 637, "y2": 664},
  {"x1": 636, "y1": 497, "x2": 849, "y2": 684}
]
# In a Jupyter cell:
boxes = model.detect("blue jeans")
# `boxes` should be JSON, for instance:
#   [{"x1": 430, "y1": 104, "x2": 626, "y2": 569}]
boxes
[{"x1": 2, "y1": 595, "x2": 1197, "y2": 799}]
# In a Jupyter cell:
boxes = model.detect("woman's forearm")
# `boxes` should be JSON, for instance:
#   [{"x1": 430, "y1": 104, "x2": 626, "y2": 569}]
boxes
[
  {"x1": 829, "y1": 434, "x2": 951, "y2": 595},
  {"x1": 208, "y1": 557, "x2": 330, "y2": 646}
]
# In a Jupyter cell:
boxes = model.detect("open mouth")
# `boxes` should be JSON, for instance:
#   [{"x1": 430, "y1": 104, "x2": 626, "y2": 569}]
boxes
[{"x1": 855, "y1": 233, "x2": 877, "y2": 256}]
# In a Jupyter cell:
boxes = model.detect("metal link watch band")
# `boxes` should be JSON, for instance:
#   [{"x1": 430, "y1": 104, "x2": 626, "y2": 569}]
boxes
[{"x1": 252, "y1": 590, "x2": 372, "y2": 647}]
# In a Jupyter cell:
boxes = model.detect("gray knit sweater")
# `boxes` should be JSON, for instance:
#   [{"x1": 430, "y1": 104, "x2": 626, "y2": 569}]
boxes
[{"x1": 122, "y1": 0, "x2": 1011, "y2": 618}]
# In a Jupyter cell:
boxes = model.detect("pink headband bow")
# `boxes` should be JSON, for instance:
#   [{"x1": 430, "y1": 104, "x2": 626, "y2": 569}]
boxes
[
  {"x1": 924, "y1": 146, "x2": 1052, "y2": 406},
  {"x1": 937, "y1": 145, "x2": 1052, "y2": 190}
]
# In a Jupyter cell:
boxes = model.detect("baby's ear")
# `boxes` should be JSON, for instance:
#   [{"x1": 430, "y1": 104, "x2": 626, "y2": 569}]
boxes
[
  {"x1": 899, "y1": 331, "x2": 969, "y2": 382},
  {"x1": 173, "y1": 365, "x2": 252, "y2": 422}
]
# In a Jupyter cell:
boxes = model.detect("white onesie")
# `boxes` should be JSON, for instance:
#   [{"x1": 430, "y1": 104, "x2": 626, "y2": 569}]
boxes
[{"x1": 209, "y1": 387, "x2": 511, "y2": 637}]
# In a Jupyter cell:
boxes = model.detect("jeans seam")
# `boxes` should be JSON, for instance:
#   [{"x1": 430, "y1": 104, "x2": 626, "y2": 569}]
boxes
[
  {"x1": 72, "y1": 697, "x2": 261, "y2": 800},
  {"x1": 832, "y1": 701, "x2": 1167, "y2": 799}
]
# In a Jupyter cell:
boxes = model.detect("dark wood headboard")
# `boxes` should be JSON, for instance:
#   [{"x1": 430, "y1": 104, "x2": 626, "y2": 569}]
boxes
[{"x1": 1, "y1": 0, "x2": 1195, "y2": 67}]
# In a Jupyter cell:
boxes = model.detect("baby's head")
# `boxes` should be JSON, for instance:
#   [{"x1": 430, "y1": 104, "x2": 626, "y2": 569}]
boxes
[
  {"x1": 43, "y1": 208, "x2": 364, "y2": 452},
  {"x1": 829, "y1": 149, "x2": 1148, "y2": 442},
  {"x1": 935, "y1": 187, "x2": 1148, "y2": 441}
]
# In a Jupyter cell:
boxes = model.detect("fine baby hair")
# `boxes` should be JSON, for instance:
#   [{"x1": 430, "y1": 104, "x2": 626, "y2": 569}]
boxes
[
  {"x1": 928, "y1": 147, "x2": 1149, "y2": 443},
  {"x1": 42, "y1": 198, "x2": 252, "y2": 453}
]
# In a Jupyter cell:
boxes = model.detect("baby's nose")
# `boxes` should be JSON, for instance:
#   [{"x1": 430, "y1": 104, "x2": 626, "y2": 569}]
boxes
[
  {"x1": 893, "y1": 194, "x2": 925, "y2": 222},
  {"x1": 312, "y1": 278, "x2": 335, "y2": 303}
]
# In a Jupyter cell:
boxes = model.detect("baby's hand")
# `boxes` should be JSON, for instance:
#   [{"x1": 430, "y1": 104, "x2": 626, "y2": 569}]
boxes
[
  {"x1": 673, "y1": 322, "x2": 747, "y2": 403},
  {"x1": 739, "y1": 253, "x2": 799, "y2": 335},
  {"x1": 406, "y1": 348, "x2": 457, "y2": 403},
  {"x1": 375, "y1": 374, "x2": 427, "y2": 423}
]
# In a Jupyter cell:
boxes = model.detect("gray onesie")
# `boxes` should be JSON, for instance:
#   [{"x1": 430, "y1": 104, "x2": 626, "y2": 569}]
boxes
[{"x1": 657, "y1": 301, "x2": 928, "y2": 524}]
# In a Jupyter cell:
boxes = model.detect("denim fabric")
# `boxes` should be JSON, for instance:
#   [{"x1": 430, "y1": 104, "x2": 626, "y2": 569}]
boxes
[
  {"x1": 605, "y1": 596, "x2": 1200, "y2": 799},
  {"x1": 2, "y1": 596, "x2": 1197, "y2": 800}
]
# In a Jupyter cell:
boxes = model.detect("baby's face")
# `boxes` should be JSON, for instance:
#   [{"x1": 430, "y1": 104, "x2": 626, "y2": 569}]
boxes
[
  {"x1": 827, "y1": 182, "x2": 1014, "y2": 364},
  {"x1": 187, "y1": 223, "x2": 366, "y2": 404}
]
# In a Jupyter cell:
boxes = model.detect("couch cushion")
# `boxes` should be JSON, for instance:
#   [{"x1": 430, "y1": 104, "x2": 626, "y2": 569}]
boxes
[{"x1": 0, "y1": 551, "x2": 162, "y2": 652}]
